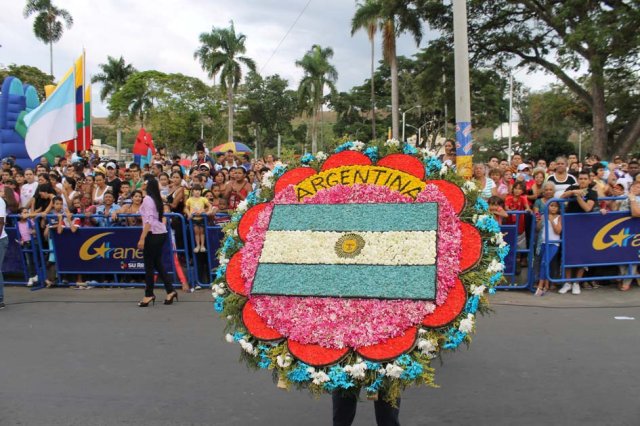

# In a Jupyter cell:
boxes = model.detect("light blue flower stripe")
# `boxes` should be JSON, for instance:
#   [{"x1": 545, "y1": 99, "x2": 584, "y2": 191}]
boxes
[
  {"x1": 268, "y1": 203, "x2": 438, "y2": 232},
  {"x1": 251, "y1": 264, "x2": 436, "y2": 300}
]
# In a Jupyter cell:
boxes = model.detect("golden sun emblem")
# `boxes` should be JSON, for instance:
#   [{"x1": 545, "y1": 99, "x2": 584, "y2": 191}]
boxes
[{"x1": 335, "y1": 233, "x2": 366, "y2": 258}]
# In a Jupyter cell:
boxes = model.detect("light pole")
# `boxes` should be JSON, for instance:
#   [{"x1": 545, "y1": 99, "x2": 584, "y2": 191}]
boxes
[
  {"x1": 453, "y1": 0, "x2": 473, "y2": 179},
  {"x1": 508, "y1": 73, "x2": 513, "y2": 163},
  {"x1": 402, "y1": 105, "x2": 421, "y2": 142}
]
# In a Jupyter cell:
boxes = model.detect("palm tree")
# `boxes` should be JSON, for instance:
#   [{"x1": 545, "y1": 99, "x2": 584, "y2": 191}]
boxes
[
  {"x1": 23, "y1": 0, "x2": 73, "y2": 76},
  {"x1": 91, "y1": 56, "x2": 137, "y2": 102},
  {"x1": 351, "y1": 0, "x2": 422, "y2": 140},
  {"x1": 296, "y1": 45, "x2": 338, "y2": 154},
  {"x1": 194, "y1": 21, "x2": 256, "y2": 142},
  {"x1": 351, "y1": 0, "x2": 378, "y2": 140},
  {"x1": 92, "y1": 56, "x2": 136, "y2": 158}
]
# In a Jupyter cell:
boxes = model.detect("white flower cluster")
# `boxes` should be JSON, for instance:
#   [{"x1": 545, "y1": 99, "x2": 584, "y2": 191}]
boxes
[
  {"x1": 306, "y1": 367, "x2": 331, "y2": 385},
  {"x1": 225, "y1": 333, "x2": 234, "y2": 343},
  {"x1": 212, "y1": 282, "x2": 226, "y2": 296},
  {"x1": 261, "y1": 170, "x2": 274, "y2": 188},
  {"x1": 238, "y1": 338, "x2": 258, "y2": 356},
  {"x1": 384, "y1": 363, "x2": 404, "y2": 379},
  {"x1": 459, "y1": 314, "x2": 475, "y2": 334},
  {"x1": 349, "y1": 141, "x2": 365, "y2": 151},
  {"x1": 462, "y1": 180, "x2": 477, "y2": 193},
  {"x1": 471, "y1": 284, "x2": 486, "y2": 296},
  {"x1": 316, "y1": 151, "x2": 328, "y2": 161},
  {"x1": 384, "y1": 138, "x2": 400, "y2": 148},
  {"x1": 420, "y1": 148, "x2": 436, "y2": 159},
  {"x1": 491, "y1": 232, "x2": 507, "y2": 248},
  {"x1": 472, "y1": 214, "x2": 490, "y2": 224},
  {"x1": 276, "y1": 354, "x2": 292, "y2": 368},
  {"x1": 344, "y1": 361, "x2": 368, "y2": 379},
  {"x1": 236, "y1": 199, "x2": 249, "y2": 213},
  {"x1": 417, "y1": 338, "x2": 438, "y2": 358},
  {"x1": 487, "y1": 259, "x2": 505, "y2": 273}
]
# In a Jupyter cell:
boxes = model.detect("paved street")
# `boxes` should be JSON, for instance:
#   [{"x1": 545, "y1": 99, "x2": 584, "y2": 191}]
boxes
[{"x1": 1, "y1": 286, "x2": 639, "y2": 425}]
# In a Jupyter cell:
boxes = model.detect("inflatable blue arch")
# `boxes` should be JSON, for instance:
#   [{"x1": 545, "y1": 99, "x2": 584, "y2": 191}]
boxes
[{"x1": 0, "y1": 76, "x2": 41, "y2": 169}]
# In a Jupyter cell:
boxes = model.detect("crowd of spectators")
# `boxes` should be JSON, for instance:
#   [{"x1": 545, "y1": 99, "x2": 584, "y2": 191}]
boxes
[
  {"x1": 0, "y1": 139, "x2": 281, "y2": 288},
  {"x1": 470, "y1": 151, "x2": 640, "y2": 296}
]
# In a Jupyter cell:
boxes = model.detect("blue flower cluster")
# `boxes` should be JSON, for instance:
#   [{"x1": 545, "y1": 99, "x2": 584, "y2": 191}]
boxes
[
  {"x1": 465, "y1": 296, "x2": 479, "y2": 314},
  {"x1": 334, "y1": 142, "x2": 354, "y2": 153},
  {"x1": 272, "y1": 165, "x2": 287, "y2": 178},
  {"x1": 475, "y1": 198, "x2": 489, "y2": 213},
  {"x1": 215, "y1": 264, "x2": 227, "y2": 280},
  {"x1": 443, "y1": 328, "x2": 467, "y2": 350},
  {"x1": 300, "y1": 153, "x2": 315, "y2": 165},
  {"x1": 221, "y1": 236, "x2": 238, "y2": 255},
  {"x1": 497, "y1": 244, "x2": 510, "y2": 261},
  {"x1": 394, "y1": 354, "x2": 423, "y2": 379},
  {"x1": 364, "y1": 146, "x2": 379, "y2": 162},
  {"x1": 257, "y1": 344, "x2": 271, "y2": 369},
  {"x1": 424, "y1": 156, "x2": 443, "y2": 175},
  {"x1": 403, "y1": 144, "x2": 418, "y2": 155},
  {"x1": 287, "y1": 362, "x2": 311, "y2": 383},
  {"x1": 214, "y1": 296, "x2": 224, "y2": 312},
  {"x1": 365, "y1": 376, "x2": 384, "y2": 394},
  {"x1": 489, "y1": 271, "x2": 503, "y2": 287},
  {"x1": 475, "y1": 215, "x2": 501, "y2": 233},
  {"x1": 233, "y1": 332, "x2": 246, "y2": 342},
  {"x1": 324, "y1": 366, "x2": 355, "y2": 391}
]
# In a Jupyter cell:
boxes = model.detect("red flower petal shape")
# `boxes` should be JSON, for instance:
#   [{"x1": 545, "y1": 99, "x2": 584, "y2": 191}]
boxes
[
  {"x1": 425, "y1": 180, "x2": 465, "y2": 214},
  {"x1": 287, "y1": 340, "x2": 349, "y2": 368},
  {"x1": 320, "y1": 151, "x2": 371, "y2": 171},
  {"x1": 274, "y1": 167, "x2": 317, "y2": 195},
  {"x1": 356, "y1": 327, "x2": 418, "y2": 362},
  {"x1": 421, "y1": 278, "x2": 467, "y2": 328},
  {"x1": 242, "y1": 300, "x2": 284, "y2": 341},
  {"x1": 378, "y1": 154, "x2": 425, "y2": 180},
  {"x1": 459, "y1": 222, "x2": 482, "y2": 272},
  {"x1": 225, "y1": 251, "x2": 247, "y2": 296},
  {"x1": 238, "y1": 203, "x2": 269, "y2": 242}
]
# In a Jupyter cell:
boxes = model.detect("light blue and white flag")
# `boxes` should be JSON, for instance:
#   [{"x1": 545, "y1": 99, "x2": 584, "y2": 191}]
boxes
[
  {"x1": 24, "y1": 71, "x2": 76, "y2": 160},
  {"x1": 252, "y1": 203, "x2": 439, "y2": 300}
]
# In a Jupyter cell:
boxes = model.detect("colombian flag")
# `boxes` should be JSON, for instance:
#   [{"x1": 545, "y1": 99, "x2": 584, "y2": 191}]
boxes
[
  {"x1": 251, "y1": 203, "x2": 439, "y2": 300},
  {"x1": 59, "y1": 52, "x2": 91, "y2": 152}
]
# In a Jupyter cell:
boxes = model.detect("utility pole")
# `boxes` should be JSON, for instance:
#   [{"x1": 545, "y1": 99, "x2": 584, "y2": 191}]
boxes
[
  {"x1": 508, "y1": 73, "x2": 513, "y2": 162},
  {"x1": 453, "y1": 0, "x2": 473, "y2": 179},
  {"x1": 277, "y1": 133, "x2": 282, "y2": 159}
]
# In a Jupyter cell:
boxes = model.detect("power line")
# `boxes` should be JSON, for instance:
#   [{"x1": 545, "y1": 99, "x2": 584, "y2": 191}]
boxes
[{"x1": 259, "y1": 0, "x2": 313, "y2": 74}]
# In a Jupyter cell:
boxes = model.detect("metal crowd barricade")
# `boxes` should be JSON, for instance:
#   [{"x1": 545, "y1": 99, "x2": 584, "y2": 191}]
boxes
[
  {"x1": 496, "y1": 210, "x2": 536, "y2": 290},
  {"x1": 188, "y1": 213, "x2": 227, "y2": 287},
  {"x1": 1, "y1": 214, "x2": 44, "y2": 287},
  {"x1": 29, "y1": 212, "x2": 191, "y2": 288},
  {"x1": 543, "y1": 196, "x2": 640, "y2": 284}
]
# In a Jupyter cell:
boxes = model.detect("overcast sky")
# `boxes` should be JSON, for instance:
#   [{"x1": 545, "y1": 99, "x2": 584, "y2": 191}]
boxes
[{"x1": 1, "y1": 0, "x2": 556, "y2": 116}]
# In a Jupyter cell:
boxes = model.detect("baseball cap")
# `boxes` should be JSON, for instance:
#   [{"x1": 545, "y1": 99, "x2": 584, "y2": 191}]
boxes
[
  {"x1": 517, "y1": 163, "x2": 531, "y2": 172},
  {"x1": 105, "y1": 162, "x2": 117, "y2": 169},
  {"x1": 199, "y1": 163, "x2": 210, "y2": 169}
]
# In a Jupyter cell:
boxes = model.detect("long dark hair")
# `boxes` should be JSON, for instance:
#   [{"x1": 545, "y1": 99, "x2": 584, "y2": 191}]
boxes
[{"x1": 144, "y1": 174, "x2": 163, "y2": 220}]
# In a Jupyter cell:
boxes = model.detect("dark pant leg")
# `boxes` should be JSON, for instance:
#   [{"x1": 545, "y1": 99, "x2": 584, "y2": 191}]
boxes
[
  {"x1": 149, "y1": 233, "x2": 175, "y2": 294},
  {"x1": 143, "y1": 234, "x2": 162, "y2": 297},
  {"x1": 374, "y1": 395, "x2": 401, "y2": 426},
  {"x1": 332, "y1": 390, "x2": 358, "y2": 426}
]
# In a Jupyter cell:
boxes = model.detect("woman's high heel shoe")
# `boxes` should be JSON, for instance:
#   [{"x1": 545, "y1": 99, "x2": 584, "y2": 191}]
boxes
[
  {"x1": 164, "y1": 292, "x2": 178, "y2": 305},
  {"x1": 138, "y1": 296, "x2": 156, "y2": 307}
]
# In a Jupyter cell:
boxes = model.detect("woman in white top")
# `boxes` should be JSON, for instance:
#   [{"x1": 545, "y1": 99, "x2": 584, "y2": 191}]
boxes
[
  {"x1": 473, "y1": 163, "x2": 496, "y2": 200},
  {"x1": 92, "y1": 172, "x2": 112, "y2": 206}
]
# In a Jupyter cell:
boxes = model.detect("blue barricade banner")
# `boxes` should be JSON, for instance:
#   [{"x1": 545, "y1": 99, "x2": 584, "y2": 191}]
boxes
[
  {"x1": 563, "y1": 211, "x2": 639, "y2": 266},
  {"x1": 51, "y1": 228, "x2": 172, "y2": 274},
  {"x1": 500, "y1": 225, "x2": 517, "y2": 275},
  {"x1": 206, "y1": 226, "x2": 223, "y2": 270},
  {"x1": 1, "y1": 228, "x2": 25, "y2": 274}
]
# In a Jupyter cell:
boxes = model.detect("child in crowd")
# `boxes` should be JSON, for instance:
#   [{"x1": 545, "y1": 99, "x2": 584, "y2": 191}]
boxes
[
  {"x1": 118, "y1": 181, "x2": 132, "y2": 205},
  {"x1": 505, "y1": 181, "x2": 532, "y2": 270},
  {"x1": 534, "y1": 201, "x2": 562, "y2": 296},
  {"x1": 17, "y1": 207, "x2": 38, "y2": 286},
  {"x1": 43, "y1": 196, "x2": 78, "y2": 287},
  {"x1": 184, "y1": 184, "x2": 210, "y2": 252},
  {"x1": 488, "y1": 196, "x2": 508, "y2": 224}
]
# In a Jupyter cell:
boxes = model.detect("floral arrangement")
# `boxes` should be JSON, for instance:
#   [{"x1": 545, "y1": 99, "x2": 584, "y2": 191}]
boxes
[{"x1": 211, "y1": 140, "x2": 507, "y2": 403}]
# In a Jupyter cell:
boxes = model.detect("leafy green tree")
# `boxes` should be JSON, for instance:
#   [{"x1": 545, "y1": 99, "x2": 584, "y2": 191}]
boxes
[
  {"x1": 91, "y1": 56, "x2": 137, "y2": 103},
  {"x1": 236, "y1": 71, "x2": 298, "y2": 153},
  {"x1": 23, "y1": 0, "x2": 73, "y2": 76},
  {"x1": 194, "y1": 21, "x2": 256, "y2": 142},
  {"x1": 419, "y1": 0, "x2": 640, "y2": 158},
  {"x1": 352, "y1": 0, "x2": 423, "y2": 140},
  {"x1": 296, "y1": 45, "x2": 338, "y2": 153},
  {"x1": 108, "y1": 70, "x2": 165, "y2": 128},
  {"x1": 0, "y1": 64, "x2": 54, "y2": 98}
]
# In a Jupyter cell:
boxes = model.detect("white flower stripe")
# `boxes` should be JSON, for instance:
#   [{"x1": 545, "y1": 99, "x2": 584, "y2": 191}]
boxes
[{"x1": 259, "y1": 230, "x2": 437, "y2": 265}]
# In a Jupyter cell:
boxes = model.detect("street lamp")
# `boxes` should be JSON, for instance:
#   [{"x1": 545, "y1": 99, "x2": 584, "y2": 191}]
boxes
[{"x1": 402, "y1": 105, "x2": 421, "y2": 142}]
